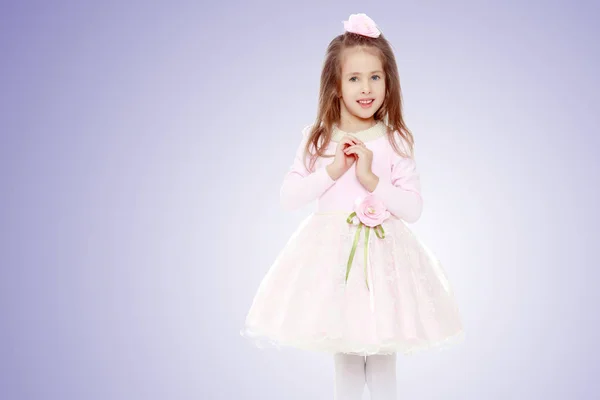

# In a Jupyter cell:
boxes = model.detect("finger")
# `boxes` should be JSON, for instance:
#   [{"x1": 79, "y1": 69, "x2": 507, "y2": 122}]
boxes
[
  {"x1": 347, "y1": 138, "x2": 362, "y2": 147},
  {"x1": 349, "y1": 144, "x2": 371, "y2": 153},
  {"x1": 344, "y1": 134, "x2": 364, "y2": 145},
  {"x1": 342, "y1": 137, "x2": 359, "y2": 146},
  {"x1": 341, "y1": 139, "x2": 361, "y2": 151},
  {"x1": 345, "y1": 144, "x2": 366, "y2": 153},
  {"x1": 339, "y1": 137, "x2": 354, "y2": 147},
  {"x1": 344, "y1": 146, "x2": 365, "y2": 156}
]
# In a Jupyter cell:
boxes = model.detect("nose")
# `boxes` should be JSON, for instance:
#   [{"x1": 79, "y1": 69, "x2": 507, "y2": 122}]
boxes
[{"x1": 361, "y1": 84, "x2": 371, "y2": 94}]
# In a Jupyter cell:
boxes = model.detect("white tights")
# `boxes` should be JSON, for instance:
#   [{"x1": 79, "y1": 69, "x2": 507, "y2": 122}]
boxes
[{"x1": 333, "y1": 352, "x2": 397, "y2": 400}]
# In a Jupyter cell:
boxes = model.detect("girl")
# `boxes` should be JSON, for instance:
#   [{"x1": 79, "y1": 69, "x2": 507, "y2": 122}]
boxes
[{"x1": 240, "y1": 13, "x2": 465, "y2": 400}]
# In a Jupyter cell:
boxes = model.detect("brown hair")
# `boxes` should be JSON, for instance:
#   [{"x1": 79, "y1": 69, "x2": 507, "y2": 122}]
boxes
[{"x1": 302, "y1": 31, "x2": 415, "y2": 172}]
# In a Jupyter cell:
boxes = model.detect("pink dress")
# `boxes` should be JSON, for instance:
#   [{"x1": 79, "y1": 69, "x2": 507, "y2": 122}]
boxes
[{"x1": 240, "y1": 121, "x2": 465, "y2": 356}]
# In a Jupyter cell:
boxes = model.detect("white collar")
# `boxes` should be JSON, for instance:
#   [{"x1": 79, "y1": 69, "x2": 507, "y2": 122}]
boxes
[{"x1": 331, "y1": 120, "x2": 387, "y2": 142}]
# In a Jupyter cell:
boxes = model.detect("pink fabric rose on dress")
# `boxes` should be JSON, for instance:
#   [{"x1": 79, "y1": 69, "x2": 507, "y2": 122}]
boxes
[
  {"x1": 342, "y1": 13, "x2": 381, "y2": 38},
  {"x1": 353, "y1": 194, "x2": 390, "y2": 227}
]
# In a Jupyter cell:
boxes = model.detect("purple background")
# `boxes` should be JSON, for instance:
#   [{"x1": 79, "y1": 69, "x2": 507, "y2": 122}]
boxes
[{"x1": 1, "y1": 1, "x2": 599, "y2": 399}]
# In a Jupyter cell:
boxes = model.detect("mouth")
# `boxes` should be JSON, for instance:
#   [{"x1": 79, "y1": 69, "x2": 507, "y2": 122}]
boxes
[{"x1": 357, "y1": 98, "x2": 375, "y2": 108}]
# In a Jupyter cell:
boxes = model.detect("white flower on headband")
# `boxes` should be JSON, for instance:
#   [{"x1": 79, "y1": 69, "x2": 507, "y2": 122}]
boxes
[{"x1": 342, "y1": 13, "x2": 381, "y2": 38}]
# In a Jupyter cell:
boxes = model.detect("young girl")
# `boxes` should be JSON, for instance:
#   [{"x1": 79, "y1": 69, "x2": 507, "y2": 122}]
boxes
[{"x1": 240, "y1": 13, "x2": 465, "y2": 400}]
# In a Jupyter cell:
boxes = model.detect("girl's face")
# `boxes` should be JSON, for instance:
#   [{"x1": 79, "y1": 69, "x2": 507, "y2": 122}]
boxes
[{"x1": 339, "y1": 47, "x2": 386, "y2": 126}]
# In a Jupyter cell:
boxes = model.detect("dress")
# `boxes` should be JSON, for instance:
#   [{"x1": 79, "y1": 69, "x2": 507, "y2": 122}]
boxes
[{"x1": 240, "y1": 120, "x2": 465, "y2": 356}]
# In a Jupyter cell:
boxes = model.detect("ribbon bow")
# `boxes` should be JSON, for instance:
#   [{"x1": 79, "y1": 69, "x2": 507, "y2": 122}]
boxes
[{"x1": 344, "y1": 210, "x2": 386, "y2": 292}]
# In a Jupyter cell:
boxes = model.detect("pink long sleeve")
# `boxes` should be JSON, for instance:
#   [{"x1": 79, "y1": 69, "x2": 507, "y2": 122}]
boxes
[
  {"x1": 280, "y1": 126, "x2": 337, "y2": 211},
  {"x1": 372, "y1": 144, "x2": 423, "y2": 223}
]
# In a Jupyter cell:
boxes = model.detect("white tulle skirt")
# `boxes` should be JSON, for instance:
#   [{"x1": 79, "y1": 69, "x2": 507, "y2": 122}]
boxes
[{"x1": 240, "y1": 211, "x2": 465, "y2": 356}]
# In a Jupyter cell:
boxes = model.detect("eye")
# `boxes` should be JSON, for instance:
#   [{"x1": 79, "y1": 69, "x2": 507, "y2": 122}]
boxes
[
  {"x1": 349, "y1": 77, "x2": 358, "y2": 82},
  {"x1": 372, "y1": 75, "x2": 381, "y2": 81}
]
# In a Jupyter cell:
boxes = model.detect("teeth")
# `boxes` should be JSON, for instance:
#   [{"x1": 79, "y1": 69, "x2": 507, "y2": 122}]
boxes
[{"x1": 358, "y1": 99, "x2": 373, "y2": 104}]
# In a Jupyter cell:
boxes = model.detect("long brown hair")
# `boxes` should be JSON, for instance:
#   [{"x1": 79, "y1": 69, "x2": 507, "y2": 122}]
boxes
[{"x1": 302, "y1": 31, "x2": 415, "y2": 172}]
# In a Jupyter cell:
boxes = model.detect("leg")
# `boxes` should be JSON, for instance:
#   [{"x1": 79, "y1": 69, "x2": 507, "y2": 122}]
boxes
[
  {"x1": 333, "y1": 353, "x2": 366, "y2": 400},
  {"x1": 365, "y1": 353, "x2": 397, "y2": 400}
]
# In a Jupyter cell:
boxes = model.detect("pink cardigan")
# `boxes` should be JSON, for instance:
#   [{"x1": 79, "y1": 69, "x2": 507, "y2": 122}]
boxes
[{"x1": 279, "y1": 123, "x2": 423, "y2": 223}]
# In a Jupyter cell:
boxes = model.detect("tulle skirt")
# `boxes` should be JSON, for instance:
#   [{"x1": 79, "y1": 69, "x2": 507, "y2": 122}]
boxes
[{"x1": 240, "y1": 211, "x2": 465, "y2": 356}]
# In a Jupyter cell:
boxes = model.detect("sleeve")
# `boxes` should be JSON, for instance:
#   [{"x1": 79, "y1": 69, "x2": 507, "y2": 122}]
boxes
[
  {"x1": 279, "y1": 125, "x2": 337, "y2": 211},
  {"x1": 371, "y1": 138, "x2": 423, "y2": 223}
]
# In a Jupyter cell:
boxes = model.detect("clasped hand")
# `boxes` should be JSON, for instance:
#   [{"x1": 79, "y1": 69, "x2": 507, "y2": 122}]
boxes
[{"x1": 328, "y1": 134, "x2": 378, "y2": 191}]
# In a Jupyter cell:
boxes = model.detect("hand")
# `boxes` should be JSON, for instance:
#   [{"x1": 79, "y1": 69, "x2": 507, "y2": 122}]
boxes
[
  {"x1": 343, "y1": 143, "x2": 378, "y2": 190},
  {"x1": 327, "y1": 134, "x2": 364, "y2": 180}
]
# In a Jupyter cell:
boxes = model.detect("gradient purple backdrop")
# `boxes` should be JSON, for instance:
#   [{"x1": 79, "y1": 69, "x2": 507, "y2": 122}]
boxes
[{"x1": 1, "y1": 1, "x2": 599, "y2": 399}]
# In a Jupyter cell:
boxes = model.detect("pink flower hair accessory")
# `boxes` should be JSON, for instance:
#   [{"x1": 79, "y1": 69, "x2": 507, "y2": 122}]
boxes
[{"x1": 342, "y1": 13, "x2": 381, "y2": 38}]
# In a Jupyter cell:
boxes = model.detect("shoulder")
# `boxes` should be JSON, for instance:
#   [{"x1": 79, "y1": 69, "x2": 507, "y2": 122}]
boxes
[
  {"x1": 301, "y1": 123, "x2": 314, "y2": 138},
  {"x1": 387, "y1": 129, "x2": 414, "y2": 159},
  {"x1": 389, "y1": 129, "x2": 410, "y2": 151}
]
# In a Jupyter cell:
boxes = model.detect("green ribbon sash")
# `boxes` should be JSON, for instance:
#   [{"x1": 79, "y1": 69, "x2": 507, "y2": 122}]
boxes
[{"x1": 345, "y1": 211, "x2": 385, "y2": 291}]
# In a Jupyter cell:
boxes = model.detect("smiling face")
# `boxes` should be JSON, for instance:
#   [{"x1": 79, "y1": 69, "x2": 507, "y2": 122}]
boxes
[{"x1": 338, "y1": 46, "x2": 386, "y2": 130}]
